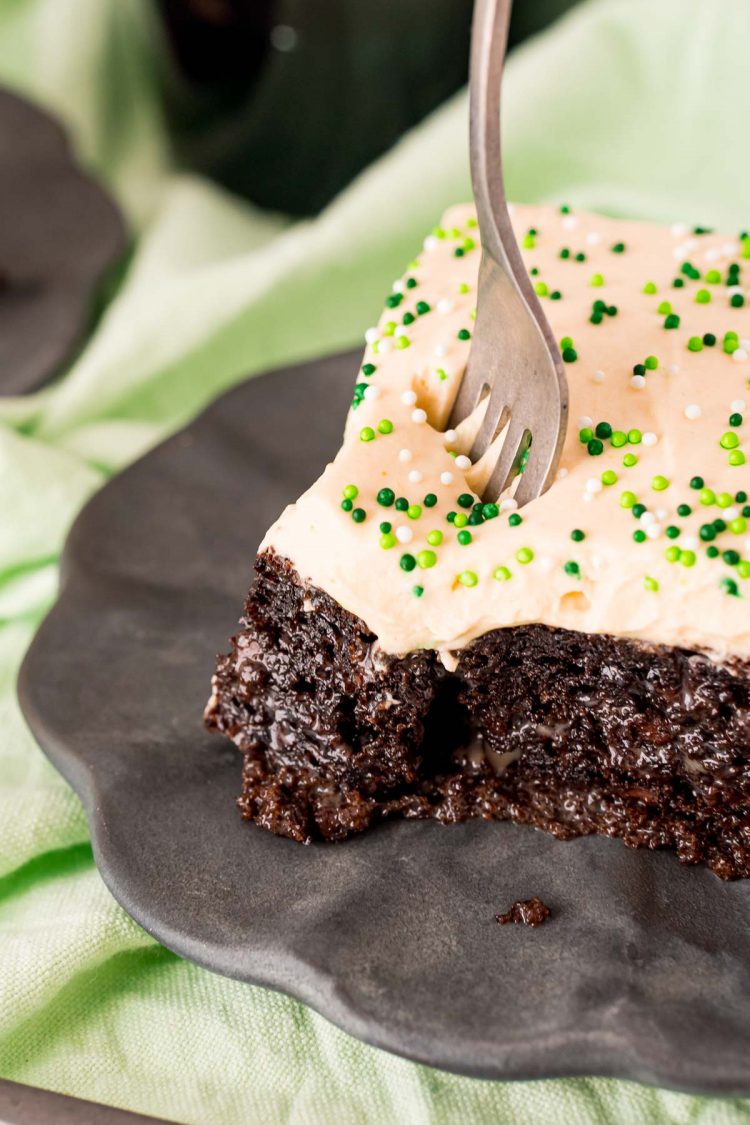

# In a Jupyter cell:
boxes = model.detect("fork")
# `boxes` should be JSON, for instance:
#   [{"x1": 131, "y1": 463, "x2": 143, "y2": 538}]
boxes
[{"x1": 449, "y1": 0, "x2": 569, "y2": 505}]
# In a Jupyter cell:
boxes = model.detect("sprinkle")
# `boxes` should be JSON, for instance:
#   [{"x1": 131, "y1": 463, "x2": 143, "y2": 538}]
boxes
[
  {"x1": 620, "y1": 491, "x2": 637, "y2": 508},
  {"x1": 363, "y1": 386, "x2": 380, "y2": 402},
  {"x1": 602, "y1": 470, "x2": 618, "y2": 486},
  {"x1": 516, "y1": 547, "x2": 534, "y2": 564},
  {"x1": 379, "y1": 533, "x2": 396, "y2": 550},
  {"x1": 351, "y1": 508, "x2": 366, "y2": 523},
  {"x1": 564, "y1": 560, "x2": 581, "y2": 576},
  {"x1": 611, "y1": 242, "x2": 626, "y2": 253},
  {"x1": 589, "y1": 273, "x2": 604, "y2": 287},
  {"x1": 400, "y1": 390, "x2": 417, "y2": 406},
  {"x1": 643, "y1": 282, "x2": 658, "y2": 294},
  {"x1": 720, "y1": 431, "x2": 740, "y2": 449},
  {"x1": 400, "y1": 553, "x2": 416, "y2": 571},
  {"x1": 593, "y1": 370, "x2": 605, "y2": 384},
  {"x1": 642, "y1": 432, "x2": 658, "y2": 447},
  {"x1": 733, "y1": 349, "x2": 749, "y2": 362},
  {"x1": 571, "y1": 529, "x2": 586, "y2": 541},
  {"x1": 508, "y1": 513, "x2": 523, "y2": 527},
  {"x1": 684, "y1": 404, "x2": 702, "y2": 420},
  {"x1": 729, "y1": 450, "x2": 746, "y2": 465},
  {"x1": 411, "y1": 408, "x2": 427, "y2": 424},
  {"x1": 457, "y1": 329, "x2": 471, "y2": 341},
  {"x1": 364, "y1": 327, "x2": 379, "y2": 344},
  {"x1": 342, "y1": 484, "x2": 359, "y2": 500},
  {"x1": 360, "y1": 427, "x2": 375, "y2": 442},
  {"x1": 408, "y1": 469, "x2": 423, "y2": 483},
  {"x1": 587, "y1": 231, "x2": 602, "y2": 245},
  {"x1": 455, "y1": 454, "x2": 472, "y2": 470},
  {"x1": 458, "y1": 570, "x2": 478, "y2": 587},
  {"x1": 416, "y1": 550, "x2": 437, "y2": 569},
  {"x1": 444, "y1": 429, "x2": 457, "y2": 443},
  {"x1": 440, "y1": 471, "x2": 454, "y2": 485},
  {"x1": 493, "y1": 566, "x2": 512, "y2": 581},
  {"x1": 623, "y1": 453, "x2": 638, "y2": 467},
  {"x1": 586, "y1": 477, "x2": 603, "y2": 495},
  {"x1": 399, "y1": 448, "x2": 412, "y2": 463},
  {"x1": 457, "y1": 530, "x2": 472, "y2": 545},
  {"x1": 377, "y1": 418, "x2": 393, "y2": 434},
  {"x1": 631, "y1": 375, "x2": 647, "y2": 389},
  {"x1": 427, "y1": 530, "x2": 443, "y2": 546},
  {"x1": 644, "y1": 576, "x2": 659, "y2": 592},
  {"x1": 437, "y1": 298, "x2": 454, "y2": 314},
  {"x1": 652, "y1": 475, "x2": 670, "y2": 491}
]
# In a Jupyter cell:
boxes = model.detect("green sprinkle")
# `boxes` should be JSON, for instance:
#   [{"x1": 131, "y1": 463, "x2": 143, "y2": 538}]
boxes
[
  {"x1": 677, "y1": 503, "x2": 692, "y2": 516},
  {"x1": 633, "y1": 530, "x2": 647, "y2": 543},
  {"x1": 611, "y1": 242, "x2": 626, "y2": 253},
  {"x1": 377, "y1": 418, "x2": 393, "y2": 434},
  {"x1": 690, "y1": 476, "x2": 704, "y2": 490},
  {"x1": 665, "y1": 546, "x2": 681, "y2": 563},
  {"x1": 457, "y1": 328, "x2": 471, "y2": 341},
  {"x1": 458, "y1": 570, "x2": 478, "y2": 587},
  {"x1": 632, "y1": 503, "x2": 647, "y2": 518},
  {"x1": 402, "y1": 311, "x2": 415, "y2": 325},
  {"x1": 379, "y1": 533, "x2": 396, "y2": 550},
  {"x1": 360, "y1": 427, "x2": 375, "y2": 442},
  {"x1": 379, "y1": 521, "x2": 392, "y2": 533},
  {"x1": 730, "y1": 413, "x2": 743, "y2": 428},
  {"x1": 571, "y1": 529, "x2": 586, "y2": 542},
  {"x1": 724, "y1": 549, "x2": 741, "y2": 566},
  {"x1": 535, "y1": 281, "x2": 549, "y2": 297},
  {"x1": 457, "y1": 530, "x2": 472, "y2": 546},
  {"x1": 362, "y1": 363, "x2": 376, "y2": 376},
  {"x1": 508, "y1": 513, "x2": 523, "y2": 527},
  {"x1": 587, "y1": 438, "x2": 604, "y2": 456},
  {"x1": 395, "y1": 336, "x2": 411, "y2": 349},
  {"x1": 699, "y1": 488, "x2": 716, "y2": 505},
  {"x1": 644, "y1": 576, "x2": 659, "y2": 592},
  {"x1": 729, "y1": 450, "x2": 746, "y2": 466},
  {"x1": 412, "y1": 585, "x2": 424, "y2": 597},
  {"x1": 664, "y1": 314, "x2": 680, "y2": 329},
  {"x1": 457, "y1": 493, "x2": 474, "y2": 509},
  {"x1": 731, "y1": 293, "x2": 745, "y2": 308},
  {"x1": 623, "y1": 453, "x2": 638, "y2": 467},
  {"x1": 341, "y1": 499, "x2": 353, "y2": 512},
  {"x1": 482, "y1": 503, "x2": 500, "y2": 520},
  {"x1": 342, "y1": 484, "x2": 358, "y2": 500},
  {"x1": 405, "y1": 277, "x2": 417, "y2": 289},
  {"x1": 395, "y1": 497, "x2": 409, "y2": 512},
  {"x1": 695, "y1": 289, "x2": 711, "y2": 304},
  {"x1": 522, "y1": 232, "x2": 536, "y2": 249},
  {"x1": 386, "y1": 293, "x2": 403, "y2": 308},
  {"x1": 377, "y1": 488, "x2": 395, "y2": 506},
  {"x1": 644, "y1": 355, "x2": 659, "y2": 370},
  {"x1": 730, "y1": 517, "x2": 747, "y2": 535},
  {"x1": 699, "y1": 523, "x2": 716, "y2": 542},
  {"x1": 416, "y1": 550, "x2": 437, "y2": 569},
  {"x1": 550, "y1": 290, "x2": 562, "y2": 300},
  {"x1": 453, "y1": 512, "x2": 468, "y2": 528},
  {"x1": 657, "y1": 301, "x2": 672, "y2": 315},
  {"x1": 721, "y1": 577, "x2": 740, "y2": 596},
  {"x1": 717, "y1": 492, "x2": 733, "y2": 508},
  {"x1": 687, "y1": 336, "x2": 704, "y2": 352},
  {"x1": 705, "y1": 269, "x2": 722, "y2": 284},
  {"x1": 720, "y1": 431, "x2": 740, "y2": 450},
  {"x1": 680, "y1": 550, "x2": 697, "y2": 567},
  {"x1": 590, "y1": 273, "x2": 604, "y2": 287},
  {"x1": 427, "y1": 530, "x2": 443, "y2": 546},
  {"x1": 416, "y1": 300, "x2": 431, "y2": 315},
  {"x1": 611, "y1": 430, "x2": 627, "y2": 448},
  {"x1": 628, "y1": 429, "x2": 642, "y2": 444},
  {"x1": 602, "y1": 470, "x2": 618, "y2": 486},
  {"x1": 562, "y1": 346, "x2": 578, "y2": 363},
  {"x1": 407, "y1": 504, "x2": 422, "y2": 520},
  {"x1": 643, "y1": 282, "x2": 657, "y2": 294},
  {"x1": 620, "y1": 490, "x2": 637, "y2": 509},
  {"x1": 595, "y1": 421, "x2": 612, "y2": 439},
  {"x1": 423, "y1": 493, "x2": 437, "y2": 508},
  {"x1": 666, "y1": 525, "x2": 680, "y2": 539},
  {"x1": 493, "y1": 566, "x2": 512, "y2": 582},
  {"x1": 564, "y1": 560, "x2": 580, "y2": 576},
  {"x1": 400, "y1": 553, "x2": 416, "y2": 572},
  {"x1": 651, "y1": 475, "x2": 670, "y2": 491},
  {"x1": 579, "y1": 427, "x2": 594, "y2": 444},
  {"x1": 352, "y1": 508, "x2": 366, "y2": 523},
  {"x1": 516, "y1": 547, "x2": 534, "y2": 565}
]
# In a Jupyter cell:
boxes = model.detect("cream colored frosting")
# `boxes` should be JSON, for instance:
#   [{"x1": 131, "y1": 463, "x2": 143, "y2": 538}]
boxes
[{"x1": 265, "y1": 204, "x2": 750, "y2": 661}]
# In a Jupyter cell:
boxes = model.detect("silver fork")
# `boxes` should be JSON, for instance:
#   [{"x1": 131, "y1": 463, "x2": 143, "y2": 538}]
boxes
[{"x1": 450, "y1": 0, "x2": 568, "y2": 505}]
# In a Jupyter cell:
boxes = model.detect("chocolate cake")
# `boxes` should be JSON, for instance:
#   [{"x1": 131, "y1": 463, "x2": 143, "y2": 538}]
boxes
[{"x1": 206, "y1": 204, "x2": 750, "y2": 877}]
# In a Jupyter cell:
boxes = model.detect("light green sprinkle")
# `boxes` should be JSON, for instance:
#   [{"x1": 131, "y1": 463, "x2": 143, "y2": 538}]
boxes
[
  {"x1": 416, "y1": 550, "x2": 437, "y2": 569},
  {"x1": 427, "y1": 530, "x2": 444, "y2": 546},
  {"x1": 377, "y1": 418, "x2": 393, "y2": 434},
  {"x1": 601, "y1": 470, "x2": 618, "y2": 486},
  {"x1": 687, "y1": 336, "x2": 704, "y2": 352},
  {"x1": 516, "y1": 547, "x2": 534, "y2": 565},
  {"x1": 493, "y1": 566, "x2": 512, "y2": 581},
  {"x1": 620, "y1": 490, "x2": 637, "y2": 508},
  {"x1": 359, "y1": 427, "x2": 375, "y2": 442},
  {"x1": 644, "y1": 576, "x2": 659, "y2": 592},
  {"x1": 407, "y1": 504, "x2": 422, "y2": 520},
  {"x1": 695, "y1": 288, "x2": 711, "y2": 304},
  {"x1": 342, "y1": 484, "x2": 358, "y2": 500},
  {"x1": 623, "y1": 453, "x2": 638, "y2": 467},
  {"x1": 458, "y1": 570, "x2": 478, "y2": 587},
  {"x1": 643, "y1": 282, "x2": 657, "y2": 294},
  {"x1": 651, "y1": 475, "x2": 670, "y2": 491},
  {"x1": 590, "y1": 273, "x2": 604, "y2": 287},
  {"x1": 379, "y1": 533, "x2": 396, "y2": 550}
]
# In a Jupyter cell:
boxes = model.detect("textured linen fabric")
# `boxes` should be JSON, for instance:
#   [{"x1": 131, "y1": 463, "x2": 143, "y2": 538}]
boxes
[{"x1": 1, "y1": 0, "x2": 750, "y2": 1121}]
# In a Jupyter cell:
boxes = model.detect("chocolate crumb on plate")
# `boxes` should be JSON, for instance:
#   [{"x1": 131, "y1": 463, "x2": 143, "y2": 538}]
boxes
[{"x1": 496, "y1": 897, "x2": 551, "y2": 927}]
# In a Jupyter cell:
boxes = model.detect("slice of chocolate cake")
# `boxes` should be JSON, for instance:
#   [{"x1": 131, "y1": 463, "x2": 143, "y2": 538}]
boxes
[{"x1": 206, "y1": 204, "x2": 750, "y2": 877}]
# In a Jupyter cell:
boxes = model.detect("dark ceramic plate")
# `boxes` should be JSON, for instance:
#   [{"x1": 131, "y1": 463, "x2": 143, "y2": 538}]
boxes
[
  {"x1": 19, "y1": 351, "x2": 750, "y2": 1096},
  {"x1": 0, "y1": 88, "x2": 127, "y2": 395}
]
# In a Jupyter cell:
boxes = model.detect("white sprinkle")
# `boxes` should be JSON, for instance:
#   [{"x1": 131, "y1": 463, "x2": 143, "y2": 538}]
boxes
[
  {"x1": 396, "y1": 526, "x2": 413, "y2": 544},
  {"x1": 500, "y1": 498, "x2": 518, "y2": 511},
  {"x1": 704, "y1": 247, "x2": 721, "y2": 262},
  {"x1": 440, "y1": 471, "x2": 454, "y2": 485},
  {"x1": 641, "y1": 511, "x2": 656, "y2": 526},
  {"x1": 378, "y1": 338, "x2": 392, "y2": 354},
  {"x1": 630, "y1": 375, "x2": 647, "y2": 389},
  {"x1": 733, "y1": 348, "x2": 748, "y2": 362},
  {"x1": 593, "y1": 370, "x2": 605, "y2": 384},
  {"x1": 731, "y1": 399, "x2": 746, "y2": 411},
  {"x1": 455, "y1": 454, "x2": 471, "y2": 470},
  {"x1": 363, "y1": 385, "x2": 380, "y2": 401},
  {"x1": 591, "y1": 555, "x2": 605, "y2": 570},
  {"x1": 556, "y1": 467, "x2": 569, "y2": 479},
  {"x1": 672, "y1": 246, "x2": 685, "y2": 261},
  {"x1": 270, "y1": 24, "x2": 298, "y2": 51},
  {"x1": 646, "y1": 524, "x2": 662, "y2": 540},
  {"x1": 642, "y1": 431, "x2": 658, "y2": 446},
  {"x1": 578, "y1": 415, "x2": 593, "y2": 428},
  {"x1": 444, "y1": 429, "x2": 457, "y2": 443},
  {"x1": 401, "y1": 390, "x2": 417, "y2": 406},
  {"x1": 392, "y1": 279, "x2": 405, "y2": 293},
  {"x1": 538, "y1": 556, "x2": 554, "y2": 574},
  {"x1": 437, "y1": 298, "x2": 454, "y2": 314},
  {"x1": 395, "y1": 325, "x2": 409, "y2": 338},
  {"x1": 684, "y1": 404, "x2": 702, "y2": 420},
  {"x1": 408, "y1": 469, "x2": 423, "y2": 483},
  {"x1": 434, "y1": 342, "x2": 448, "y2": 358},
  {"x1": 399, "y1": 448, "x2": 412, "y2": 463},
  {"x1": 423, "y1": 235, "x2": 439, "y2": 252},
  {"x1": 411, "y1": 408, "x2": 427, "y2": 424},
  {"x1": 671, "y1": 222, "x2": 688, "y2": 237},
  {"x1": 668, "y1": 363, "x2": 680, "y2": 375},
  {"x1": 562, "y1": 215, "x2": 578, "y2": 230},
  {"x1": 728, "y1": 285, "x2": 744, "y2": 297},
  {"x1": 723, "y1": 241, "x2": 740, "y2": 256},
  {"x1": 586, "y1": 477, "x2": 603, "y2": 495},
  {"x1": 656, "y1": 508, "x2": 669, "y2": 521},
  {"x1": 365, "y1": 327, "x2": 379, "y2": 344},
  {"x1": 586, "y1": 231, "x2": 602, "y2": 245},
  {"x1": 724, "y1": 506, "x2": 739, "y2": 519},
  {"x1": 682, "y1": 535, "x2": 699, "y2": 551}
]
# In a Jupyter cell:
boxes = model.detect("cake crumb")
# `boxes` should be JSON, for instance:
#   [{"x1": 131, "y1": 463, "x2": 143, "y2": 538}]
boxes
[{"x1": 496, "y1": 897, "x2": 551, "y2": 927}]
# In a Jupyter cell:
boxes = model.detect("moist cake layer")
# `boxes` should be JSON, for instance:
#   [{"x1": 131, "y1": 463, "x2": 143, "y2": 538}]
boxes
[
  {"x1": 266, "y1": 205, "x2": 750, "y2": 663},
  {"x1": 206, "y1": 552, "x2": 750, "y2": 877}
]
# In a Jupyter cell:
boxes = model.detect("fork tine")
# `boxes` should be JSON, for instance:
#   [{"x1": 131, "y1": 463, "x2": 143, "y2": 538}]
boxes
[
  {"x1": 469, "y1": 382, "x2": 508, "y2": 461},
  {"x1": 513, "y1": 424, "x2": 557, "y2": 506},
  {"x1": 483, "y1": 415, "x2": 529, "y2": 500}
]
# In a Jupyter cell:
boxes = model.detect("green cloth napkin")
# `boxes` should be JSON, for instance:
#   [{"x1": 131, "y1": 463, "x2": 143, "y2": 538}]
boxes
[{"x1": 1, "y1": 0, "x2": 750, "y2": 1121}]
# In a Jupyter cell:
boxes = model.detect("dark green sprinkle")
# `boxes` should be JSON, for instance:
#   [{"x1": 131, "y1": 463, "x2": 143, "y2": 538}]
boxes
[
  {"x1": 723, "y1": 550, "x2": 741, "y2": 566},
  {"x1": 423, "y1": 493, "x2": 437, "y2": 507},
  {"x1": 405, "y1": 277, "x2": 417, "y2": 289},
  {"x1": 377, "y1": 488, "x2": 395, "y2": 507},
  {"x1": 587, "y1": 438, "x2": 604, "y2": 456},
  {"x1": 457, "y1": 530, "x2": 472, "y2": 545},
  {"x1": 703, "y1": 333, "x2": 716, "y2": 346},
  {"x1": 379, "y1": 521, "x2": 392, "y2": 533},
  {"x1": 590, "y1": 312, "x2": 603, "y2": 325},
  {"x1": 395, "y1": 497, "x2": 409, "y2": 512},
  {"x1": 633, "y1": 364, "x2": 646, "y2": 376},
  {"x1": 564, "y1": 560, "x2": 580, "y2": 575},
  {"x1": 699, "y1": 524, "x2": 716, "y2": 541},
  {"x1": 690, "y1": 476, "x2": 704, "y2": 490},
  {"x1": 508, "y1": 513, "x2": 523, "y2": 527},
  {"x1": 386, "y1": 293, "x2": 403, "y2": 308},
  {"x1": 744, "y1": 505, "x2": 750, "y2": 517},
  {"x1": 362, "y1": 363, "x2": 376, "y2": 376},
  {"x1": 673, "y1": 278, "x2": 685, "y2": 288},
  {"x1": 677, "y1": 504, "x2": 692, "y2": 517},
  {"x1": 341, "y1": 498, "x2": 353, "y2": 512},
  {"x1": 482, "y1": 503, "x2": 500, "y2": 520},
  {"x1": 468, "y1": 512, "x2": 484, "y2": 526},
  {"x1": 730, "y1": 413, "x2": 743, "y2": 427},
  {"x1": 562, "y1": 347, "x2": 578, "y2": 362},
  {"x1": 571, "y1": 529, "x2": 586, "y2": 542},
  {"x1": 402, "y1": 311, "x2": 415, "y2": 325},
  {"x1": 412, "y1": 585, "x2": 424, "y2": 597},
  {"x1": 457, "y1": 328, "x2": 471, "y2": 340},
  {"x1": 595, "y1": 421, "x2": 612, "y2": 439},
  {"x1": 457, "y1": 493, "x2": 474, "y2": 509},
  {"x1": 416, "y1": 300, "x2": 431, "y2": 315},
  {"x1": 736, "y1": 491, "x2": 748, "y2": 503},
  {"x1": 612, "y1": 242, "x2": 626, "y2": 253},
  {"x1": 560, "y1": 247, "x2": 571, "y2": 259},
  {"x1": 446, "y1": 511, "x2": 456, "y2": 523},
  {"x1": 633, "y1": 529, "x2": 646, "y2": 542},
  {"x1": 632, "y1": 503, "x2": 647, "y2": 518},
  {"x1": 707, "y1": 545, "x2": 720, "y2": 558},
  {"x1": 721, "y1": 577, "x2": 740, "y2": 596},
  {"x1": 665, "y1": 525, "x2": 680, "y2": 539},
  {"x1": 352, "y1": 508, "x2": 366, "y2": 523},
  {"x1": 731, "y1": 293, "x2": 745, "y2": 308},
  {"x1": 714, "y1": 518, "x2": 727, "y2": 533},
  {"x1": 550, "y1": 290, "x2": 562, "y2": 300},
  {"x1": 400, "y1": 553, "x2": 416, "y2": 571},
  {"x1": 664, "y1": 313, "x2": 680, "y2": 329},
  {"x1": 575, "y1": 252, "x2": 586, "y2": 262},
  {"x1": 454, "y1": 247, "x2": 465, "y2": 257}
]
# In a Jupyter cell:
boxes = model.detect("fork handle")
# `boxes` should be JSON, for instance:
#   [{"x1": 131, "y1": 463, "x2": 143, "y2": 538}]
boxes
[{"x1": 470, "y1": 0, "x2": 554, "y2": 344}]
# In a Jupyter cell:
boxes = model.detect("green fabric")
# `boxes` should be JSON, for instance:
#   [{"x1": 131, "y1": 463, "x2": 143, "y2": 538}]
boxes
[{"x1": 1, "y1": 0, "x2": 749, "y2": 1120}]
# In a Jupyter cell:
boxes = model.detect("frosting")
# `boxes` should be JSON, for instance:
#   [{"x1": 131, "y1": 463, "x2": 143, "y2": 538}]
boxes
[{"x1": 265, "y1": 204, "x2": 750, "y2": 661}]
